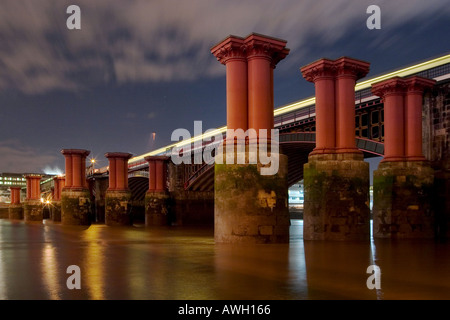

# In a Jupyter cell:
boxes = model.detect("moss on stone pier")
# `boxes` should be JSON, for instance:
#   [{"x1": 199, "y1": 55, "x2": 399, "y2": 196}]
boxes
[
  {"x1": 61, "y1": 189, "x2": 91, "y2": 226},
  {"x1": 214, "y1": 153, "x2": 289, "y2": 244},
  {"x1": 373, "y1": 161, "x2": 435, "y2": 238}
]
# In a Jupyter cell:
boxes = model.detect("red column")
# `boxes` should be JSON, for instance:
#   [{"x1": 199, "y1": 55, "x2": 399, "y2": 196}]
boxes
[
  {"x1": 334, "y1": 57, "x2": 370, "y2": 153},
  {"x1": 10, "y1": 187, "x2": 21, "y2": 204},
  {"x1": 148, "y1": 161, "x2": 156, "y2": 191},
  {"x1": 404, "y1": 76, "x2": 436, "y2": 161},
  {"x1": 105, "y1": 152, "x2": 132, "y2": 191},
  {"x1": 301, "y1": 59, "x2": 336, "y2": 154},
  {"x1": 72, "y1": 153, "x2": 82, "y2": 188},
  {"x1": 57, "y1": 177, "x2": 65, "y2": 199},
  {"x1": 26, "y1": 177, "x2": 31, "y2": 200},
  {"x1": 245, "y1": 34, "x2": 289, "y2": 135},
  {"x1": 53, "y1": 177, "x2": 59, "y2": 201},
  {"x1": 145, "y1": 156, "x2": 169, "y2": 193},
  {"x1": 64, "y1": 154, "x2": 73, "y2": 188},
  {"x1": 25, "y1": 175, "x2": 42, "y2": 200},
  {"x1": 61, "y1": 149, "x2": 91, "y2": 189},
  {"x1": 211, "y1": 36, "x2": 248, "y2": 133},
  {"x1": 372, "y1": 77, "x2": 406, "y2": 161}
]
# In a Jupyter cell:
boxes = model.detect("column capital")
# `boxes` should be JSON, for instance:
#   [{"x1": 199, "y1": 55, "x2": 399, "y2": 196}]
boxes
[
  {"x1": 300, "y1": 58, "x2": 336, "y2": 82},
  {"x1": 210, "y1": 35, "x2": 246, "y2": 65},
  {"x1": 244, "y1": 33, "x2": 289, "y2": 67},
  {"x1": 24, "y1": 174, "x2": 42, "y2": 179},
  {"x1": 105, "y1": 152, "x2": 133, "y2": 160},
  {"x1": 333, "y1": 57, "x2": 370, "y2": 80},
  {"x1": 9, "y1": 186, "x2": 22, "y2": 191},
  {"x1": 404, "y1": 76, "x2": 436, "y2": 94},
  {"x1": 61, "y1": 149, "x2": 91, "y2": 157},
  {"x1": 371, "y1": 77, "x2": 407, "y2": 98}
]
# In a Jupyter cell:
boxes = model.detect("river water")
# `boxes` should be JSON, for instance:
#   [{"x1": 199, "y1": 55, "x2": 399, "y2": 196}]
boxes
[{"x1": 0, "y1": 219, "x2": 449, "y2": 300}]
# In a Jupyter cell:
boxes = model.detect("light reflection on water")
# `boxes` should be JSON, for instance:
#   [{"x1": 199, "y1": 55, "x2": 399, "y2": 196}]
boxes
[{"x1": 0, "y1": 219, "x2": 449, "y2": 300}]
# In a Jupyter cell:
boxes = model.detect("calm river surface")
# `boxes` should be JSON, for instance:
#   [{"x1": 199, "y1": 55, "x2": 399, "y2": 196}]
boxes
[{"x1": 0, "y1": 219, "x2": 449, "y2": 300}]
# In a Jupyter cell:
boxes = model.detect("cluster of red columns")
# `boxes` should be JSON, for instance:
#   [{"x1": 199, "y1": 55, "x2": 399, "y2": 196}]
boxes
[
  {"x1": 371, "y1": 76, "x2": 436, "y2": 161},
  {"x1": 25, "y1": 175, "x2": 42, "y2": 200},
  {"x1": 210, "y1": 33, "x2": 289, "y2": 136},
  {"x1": 10, "y1": 187, "x2": 21, "y2": 204},
  {"x1": 301, "y1": 57, "x2": 370, "y2": 155},
  {"x1": 105, "y1": 153, "x2": 132, "y2": 191},
  {"x1": 145, "y1": 156, "x2": 168, "y2": 193},
  {"x1": 61, "y1": 149, "x2": 90, "y2": 189},
  {"x1": 52, "y1": 176, "x2": 65, "y2": 201}
]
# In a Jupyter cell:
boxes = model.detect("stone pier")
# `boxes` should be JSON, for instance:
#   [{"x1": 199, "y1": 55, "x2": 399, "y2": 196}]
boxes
[
  {"x1": 372, "y1": 76, "x2": 436, "y2": 238},
  {"x1": 9, "y1": 186, "x2": 23, "y2": 220},
  {"x1": 144, "y1": 156, "x2": 170, "y2": 226},
  {"x1": 61, "y1": 149, "x2": 91, "y2": 225},
  {"x1": 105, "y1": 152, "x2": 133, "y2": 226},
  {"x1": 211, "y1": 33, "x2": 290, "y2": 243},
  {"x1": 24, "y1": 174, "x2": 43, "y2": 222},
  {"x1": 300, "y1": 57, "x2": 371, "y2": 241}
]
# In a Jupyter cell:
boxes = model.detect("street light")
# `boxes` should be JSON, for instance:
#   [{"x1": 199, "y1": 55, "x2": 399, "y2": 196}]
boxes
[{"x1": 90, "y1": 158, "x2": 96, "y2": 174}]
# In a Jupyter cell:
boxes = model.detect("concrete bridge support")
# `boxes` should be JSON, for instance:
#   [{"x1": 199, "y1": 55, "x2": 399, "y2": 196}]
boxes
[
  {"x1": 9, "y1": 186, "x2": 23, "y2": 220},
  {"x1": 24, "y1": 174, "x2": 43, "y2": 222},
  {"x1": 371, "y1": 76, "x2": 436, "y2": 238},
  {"x1": 105, "y1": 152, "x2": 133, "y2": 226},
  {"x1": 145, "y1": 156, "x2": 170, "y2": 226},
  {"x1": 211, "y1": 33, "x2": 290, "y2": 243},
  {"x1": 301, "y1": 57, "x2": 371, "y2": 241},
  {"x1": 51, "y1": 176, "x2": 65, "y2": 222},
  {"x1": 61, "y1": 149, "x2": 91, "y2": 225}
]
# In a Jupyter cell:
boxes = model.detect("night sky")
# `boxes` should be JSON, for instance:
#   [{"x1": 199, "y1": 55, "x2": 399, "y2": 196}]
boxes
[{"x1": 0, "y1": 0, "x2": 449, "y2": 174}]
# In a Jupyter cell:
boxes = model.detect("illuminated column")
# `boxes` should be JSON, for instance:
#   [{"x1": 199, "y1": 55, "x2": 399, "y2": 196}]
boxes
[
  {"x1": 9, "y1": 187, "x2": 23, "y2": 220},
  {"x1": 210, "y1": 36, "x2": 248, "y2": 134},
  {"x1": 105, "y1": 152, "x2": 133, "y2": 226},
  {"x1": 57, "y1": 177, "x2": 65, "y2": 199},
  {"x1": 144, "y1": 156, "x2": 170, "y2": 226},
  {"x1": 334, "y1": 57, "x2": 370, "y2": 154},
  {"x1": 404, "y1": 76, "x2": 436, "y2": 160},
  {"x1": 148, "y1": 160, "x2": 156, "y2": 191},
  {"x1": 245, "y1": 33, "x2": 289, "y2": 134},
  {"x1": 23, "y1": 174, "x2": 43, "y2": 222},
  {"x1": 26, "y1": 178, "x2": 31, "y2": 200},
  {"x1": 371, "y1": 76, "x2": 436, "y2": 238},
  {"x1": 300, "y1": 57, "x2": 371, "y2": 241},
  {"x1": 61, "y1": 149, "x2": 91, "y2": 225},
  {"x1": 372, "y1": 77, "x2": 407, "y2": 161},
  {"x1": 51, "y1": 176, "x2": 65, "y2": 222},
  {"x1": 109, "y1": 157, "x2": 116, "y2": 190},
  {"x1": 301, "y1": 59, "x2": 336, "y2": 154},
  {"x1": 211, "y1": 33, "x2": 290, "y2": 244},
  {"x1": 64, "y1": 153, "x2": 73, "y2": 188}
]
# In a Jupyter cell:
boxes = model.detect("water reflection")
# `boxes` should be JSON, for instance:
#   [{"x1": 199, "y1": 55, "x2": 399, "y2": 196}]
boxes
[{"x1": 0, "y1": 219, "x2": 449, "y2": 299}]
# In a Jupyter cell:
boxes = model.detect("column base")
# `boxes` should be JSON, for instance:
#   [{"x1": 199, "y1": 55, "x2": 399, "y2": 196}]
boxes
[
  {"x1": 145, "y1": 192, "x2": 171, "y2": 226},
  {"x1": 0, "y1": 207, "x2": 9, "y2": 218},
  {"x1": 24, "y1": 200, "x2": 43, "y2": 222},
  {"x1": 61, "y1": 189, "x2": 91, "y2": 226},
  {"x1": 303, "y1": 153, "x2": 370, "y2": 241},
  {"x1": 105, "y1": 190, "x2": 132, "y2": 226},
  {"x1": 51, "y1": 201, "x2": 61, "y2": 222},
  {"x1": 214, "y1": 153, "x2": 289, "y2": 244},
  {"x1": 9, "y1": 204, "x2": 23, "y2": 220},
  {"x1": 373, "y1": 161, "x2": 434, "y2": 239}
]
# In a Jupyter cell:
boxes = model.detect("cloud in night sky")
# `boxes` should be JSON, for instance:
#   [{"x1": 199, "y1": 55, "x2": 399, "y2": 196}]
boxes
[
  {"x1": 0, "y1": 0, "x2": 449, "y2": 94},
  {"x1": 0, "y1": 140, "x2": 58, "y2": 173}
]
